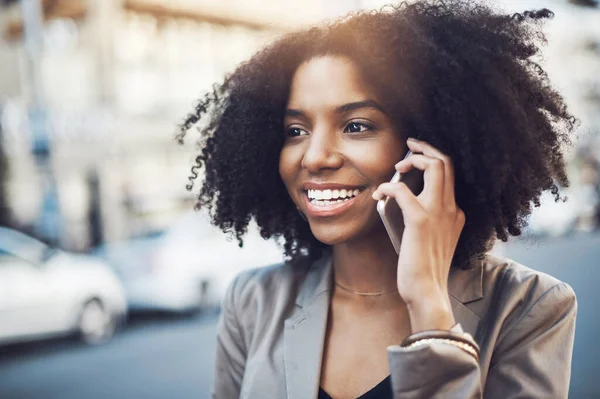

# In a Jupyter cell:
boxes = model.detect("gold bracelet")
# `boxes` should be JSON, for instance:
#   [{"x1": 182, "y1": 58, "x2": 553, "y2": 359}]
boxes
[{"x1": 405, "y1": 337, "x2": 480, "y2": 361}]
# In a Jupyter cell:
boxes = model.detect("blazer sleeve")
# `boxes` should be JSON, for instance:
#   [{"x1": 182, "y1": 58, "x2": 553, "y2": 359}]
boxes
[
  {"x1": 386, "y1": 282, "x2": 577, "y2": 399},
  {"x1": 484, "y1": 282, "x2": 577, "y2": 398},
  {"x1": 211, "y1": 275, "x2": 247, "y2": 399}
]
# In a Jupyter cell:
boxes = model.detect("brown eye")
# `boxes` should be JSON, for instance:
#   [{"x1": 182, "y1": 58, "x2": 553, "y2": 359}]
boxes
[
  {"x1": 344, "y1": 122, "x2": 372, "y2": 133},
  {"x1": 287, "y1": 127, "x2": 307, "y2": 137}
]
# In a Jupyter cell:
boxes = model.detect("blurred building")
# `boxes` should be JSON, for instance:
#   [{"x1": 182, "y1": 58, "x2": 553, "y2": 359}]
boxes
[
  {"x1": 0, "y1": 0, "x2": 356, "y2": 250},
  {"x1": 0, "y1": 0, "x2": 598, "y2": 250}
]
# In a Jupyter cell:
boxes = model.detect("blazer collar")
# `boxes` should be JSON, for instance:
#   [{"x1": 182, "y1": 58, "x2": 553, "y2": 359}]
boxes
[
  {"x1": 449, "y1": 258, "x2": 484, "y2": 303},
  {"x1": 447, "y1": 258, "x2": 484, "y2": 340},
  {"x1": 295, "y1": 253, "x2": 334, "y2": 308},
  {"x1": 283, "y1": 252, "x2": 484, "y2": 399}
]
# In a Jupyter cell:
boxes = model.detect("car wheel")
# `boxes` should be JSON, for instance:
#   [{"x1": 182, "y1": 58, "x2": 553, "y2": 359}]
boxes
[{"x1": 77, "y1": 299, "x2": 116, "y2": 345}]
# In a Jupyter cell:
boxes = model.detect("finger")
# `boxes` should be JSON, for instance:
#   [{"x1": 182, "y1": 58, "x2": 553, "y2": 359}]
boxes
[
  {"x1": 406, "y1": 139, "x2": 457, "y2": 205},
  {"x1": 394, "y1": 153, "x2": 444, "y2": 208},
  {"x1": 406, "y1": 138, "x2": 446, "y2": 159},
  {"x1": 373, "y1": 182, "x2": 425, "y2": 221}
]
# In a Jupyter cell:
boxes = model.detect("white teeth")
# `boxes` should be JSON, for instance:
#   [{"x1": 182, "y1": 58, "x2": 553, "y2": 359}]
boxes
[{"x1": 307, "y1": 188, "x2": 362, "y2": 201}]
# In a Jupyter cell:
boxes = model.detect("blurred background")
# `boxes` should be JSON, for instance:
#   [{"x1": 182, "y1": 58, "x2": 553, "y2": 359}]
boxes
[{"x1": 0, "y1": 0, "x2": 598, "y2": 398}]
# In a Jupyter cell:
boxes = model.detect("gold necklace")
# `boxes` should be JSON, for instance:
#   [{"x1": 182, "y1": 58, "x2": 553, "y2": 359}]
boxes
[{"x1": 334, "y1": 281, "x2": 398, "y2": 296}]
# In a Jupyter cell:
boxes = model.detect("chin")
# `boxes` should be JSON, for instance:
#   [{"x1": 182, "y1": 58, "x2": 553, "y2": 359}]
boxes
[
  {"x1": 307, "y1": 216, "x2": 379, "y2": 246},
  {"x1": 310, "y1": 228, "x2": 350, "y2": 246}
]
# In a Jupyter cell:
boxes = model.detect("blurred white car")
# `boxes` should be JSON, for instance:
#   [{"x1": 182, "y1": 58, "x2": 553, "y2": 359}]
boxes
[
  {"x1": 96, "y1": 211, "x2": 285, "y2": 312},
  {"x1": 94, "y1": 231, "x2": 208, "y2": 314},
  {"x1": 155, "y1": 211, "x2": 285, "y2": 308},
  {"x1": 0, "y1": 227, "x2": 127, "y2": 346}
]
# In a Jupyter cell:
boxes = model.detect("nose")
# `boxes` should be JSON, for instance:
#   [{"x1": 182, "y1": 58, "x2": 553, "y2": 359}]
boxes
[{"x1": 301, "y1": 128, "x2": 344, "y2": 173}]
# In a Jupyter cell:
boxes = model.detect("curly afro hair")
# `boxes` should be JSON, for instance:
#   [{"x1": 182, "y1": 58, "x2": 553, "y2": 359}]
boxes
[{"x1": 176, "y1": 0, "x2": 577, "y2": 269}]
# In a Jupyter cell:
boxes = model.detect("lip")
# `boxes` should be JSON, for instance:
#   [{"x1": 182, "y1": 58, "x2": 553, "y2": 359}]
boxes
[{"x1": 303, "y1": 190, "x2": 362, "y2": 218}]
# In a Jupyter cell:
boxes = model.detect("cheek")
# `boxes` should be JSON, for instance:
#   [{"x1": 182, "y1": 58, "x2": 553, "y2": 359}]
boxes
[{"x1": 348, "y1": 139, "x2": 406, "y2": 183}]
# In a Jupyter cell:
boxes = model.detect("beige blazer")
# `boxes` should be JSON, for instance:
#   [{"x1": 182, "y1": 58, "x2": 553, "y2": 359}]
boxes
[{"x1": 212, "y1": 252, "x2": 576, "y2": 398}]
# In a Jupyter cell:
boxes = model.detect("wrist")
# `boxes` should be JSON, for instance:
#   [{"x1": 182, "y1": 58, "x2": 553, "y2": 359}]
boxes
[{"x1": 405, "y1": 291, "x2": 455, "y2": 333}]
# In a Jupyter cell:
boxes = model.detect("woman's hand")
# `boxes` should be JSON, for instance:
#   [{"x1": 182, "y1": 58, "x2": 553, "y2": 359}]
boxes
[{"x1": 372, "y1": 138, "x2": 465, "y2": 332}]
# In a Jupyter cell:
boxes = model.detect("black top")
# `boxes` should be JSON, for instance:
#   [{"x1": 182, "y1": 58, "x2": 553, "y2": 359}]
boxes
[{"x1": 318, "y1": 375, "x2": 392, "y2": 399}]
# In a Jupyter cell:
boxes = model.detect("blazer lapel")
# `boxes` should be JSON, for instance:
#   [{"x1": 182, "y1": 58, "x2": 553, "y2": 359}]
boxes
[
  {"x1": 448, "y1": 259, "x2": 484, "y2": 338},
  {"x1": 283, "y1": 254, "x2": 333, "y2": 399}
]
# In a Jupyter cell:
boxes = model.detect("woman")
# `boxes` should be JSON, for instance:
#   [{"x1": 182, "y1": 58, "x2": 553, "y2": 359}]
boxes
[{"x1": 177, "y1": 1, "x2": 577, "y2": 397}]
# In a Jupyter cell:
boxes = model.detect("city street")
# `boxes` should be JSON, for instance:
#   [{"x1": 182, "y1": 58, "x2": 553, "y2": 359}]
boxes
[
  {"x1": 0, "y1": 312, "x2": 218, "y2": 399},
  {"x1": 0, "y1": 233, "x2": 599, "y2": 399}
]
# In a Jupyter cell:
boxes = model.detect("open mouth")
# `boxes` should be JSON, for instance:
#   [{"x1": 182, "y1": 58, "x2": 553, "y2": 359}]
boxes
[
  {"x1": 302, "y1": 187, "x2": 365, "y2": 217},
  {"x1": 306, "y1": 188, "x2": 362, "y2": 207}
]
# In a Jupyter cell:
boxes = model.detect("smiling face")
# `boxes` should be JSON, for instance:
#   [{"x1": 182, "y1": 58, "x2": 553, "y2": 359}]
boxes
[{"x1": 279, "y1": 55, "x2": 408, "y2": 246}]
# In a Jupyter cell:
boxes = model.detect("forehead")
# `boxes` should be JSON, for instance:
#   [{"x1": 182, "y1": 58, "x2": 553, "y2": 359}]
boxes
[{"x1": 286, "y1": 55, "x2": 380, "y2": 109}]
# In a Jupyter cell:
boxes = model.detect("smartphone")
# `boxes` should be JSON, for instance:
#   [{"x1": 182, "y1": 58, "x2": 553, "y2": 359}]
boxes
[{"x1": 376, "y1": 150, "x2": 425, "y2": 254}]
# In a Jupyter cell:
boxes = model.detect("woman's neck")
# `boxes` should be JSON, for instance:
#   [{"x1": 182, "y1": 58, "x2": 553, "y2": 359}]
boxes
[{"x1": 331, "y1": 228, "x2": 400, "y2": 296}]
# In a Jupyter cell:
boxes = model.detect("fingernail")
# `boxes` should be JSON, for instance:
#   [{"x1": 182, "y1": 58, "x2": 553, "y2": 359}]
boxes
[{"x1": 407, "y1": 137, "x2": 418, "y2": 142}]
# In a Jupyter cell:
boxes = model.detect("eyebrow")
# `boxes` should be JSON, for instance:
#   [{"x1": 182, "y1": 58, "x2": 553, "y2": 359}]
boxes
[{"x1": 285, "y1": 99, "x2": 388, "y2": 118}]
